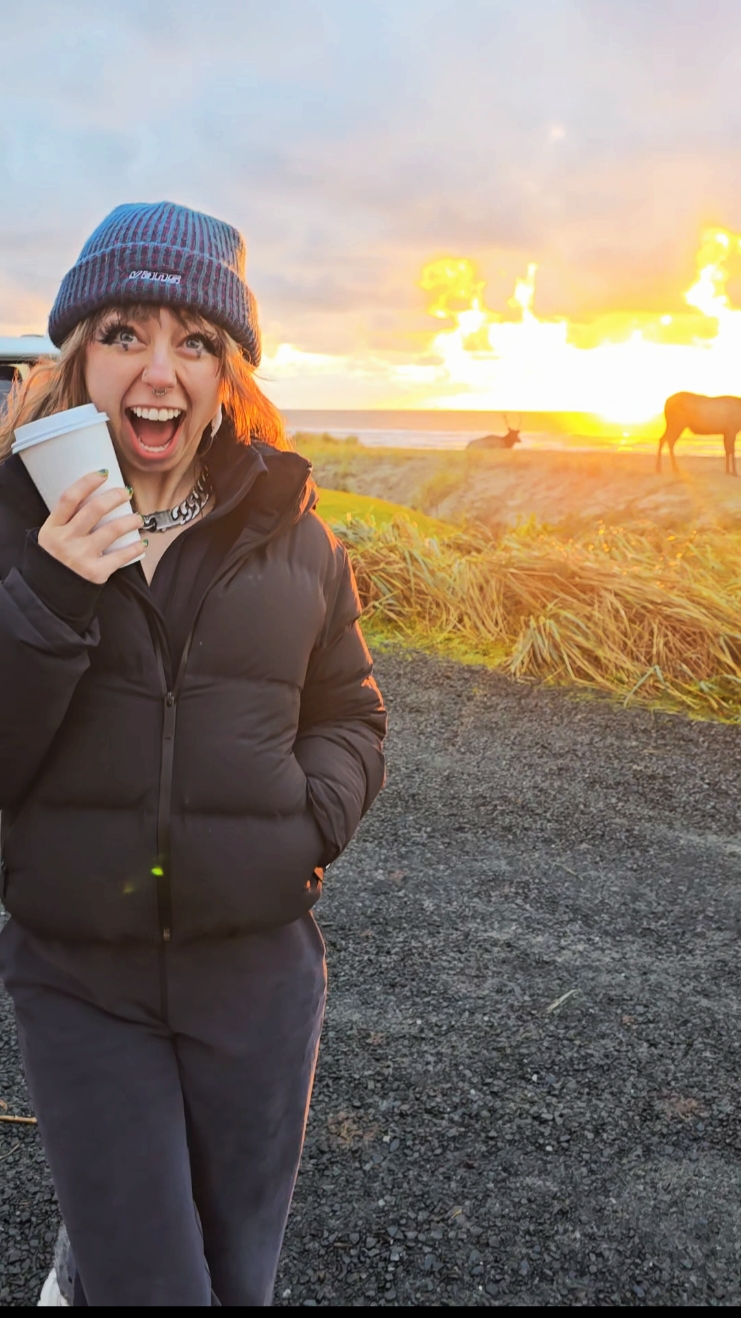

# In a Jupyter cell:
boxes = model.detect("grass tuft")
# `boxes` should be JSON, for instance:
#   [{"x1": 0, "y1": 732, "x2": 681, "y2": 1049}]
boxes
[{"x1": 327, "y1": 507, "x2": 741, "y2": 721}]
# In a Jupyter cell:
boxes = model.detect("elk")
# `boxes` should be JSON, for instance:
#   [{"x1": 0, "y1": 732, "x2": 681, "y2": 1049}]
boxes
[
  {"x1": 467, "y1": 415, "x2": 522, "y2": 451},
  {"x1": 657, "y1": 392, "x2": 741, "y2": 475}
]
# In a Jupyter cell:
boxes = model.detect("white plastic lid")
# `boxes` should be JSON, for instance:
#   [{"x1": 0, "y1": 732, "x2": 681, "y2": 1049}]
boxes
[{"x1": 12, "y1": 404, "x2": 109, "y2": 453}]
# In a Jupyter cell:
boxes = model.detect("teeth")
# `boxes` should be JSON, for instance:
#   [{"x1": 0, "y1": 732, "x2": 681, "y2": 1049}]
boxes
[{"x1": 131, "y1": 406, "x2": 183, "y2": 422}]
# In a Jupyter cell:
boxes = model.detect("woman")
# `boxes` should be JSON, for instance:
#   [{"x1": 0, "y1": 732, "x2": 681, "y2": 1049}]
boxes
[{"x1": 0, "y1": 202, "x2": 386, "y2": 1306}]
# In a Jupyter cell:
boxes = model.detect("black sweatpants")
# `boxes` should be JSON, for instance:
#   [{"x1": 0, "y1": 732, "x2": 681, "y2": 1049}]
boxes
[{"x1": 0, "y1": 914, "x2": 326, "y2": 1306}]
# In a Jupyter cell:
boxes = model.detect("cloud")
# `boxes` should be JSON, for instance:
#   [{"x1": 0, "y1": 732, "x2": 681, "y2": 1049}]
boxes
[{"x1": 3, "y1": 0, "x2": 741, "y2": 402}]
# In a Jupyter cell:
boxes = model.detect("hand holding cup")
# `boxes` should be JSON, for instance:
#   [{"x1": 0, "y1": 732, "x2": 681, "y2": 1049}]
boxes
[
  {"x1": 38, "y1": 471, "x2": 146, "y2": 584},
  {"x1": 12, "y1": 404, "x2": 146, "y2": 584}
]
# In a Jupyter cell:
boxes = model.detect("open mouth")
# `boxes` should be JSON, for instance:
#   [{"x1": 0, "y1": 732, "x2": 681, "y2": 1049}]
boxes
[{"x1": 125, "y1": 406, "x2": 185, "y2": 459}]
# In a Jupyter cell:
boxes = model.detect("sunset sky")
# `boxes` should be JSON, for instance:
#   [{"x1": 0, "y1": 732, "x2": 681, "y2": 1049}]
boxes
[{"x1": 3, "y1": 0, "x2": 741, "y2": 415}]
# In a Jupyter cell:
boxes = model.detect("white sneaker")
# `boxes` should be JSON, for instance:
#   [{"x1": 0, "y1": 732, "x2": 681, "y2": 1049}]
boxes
[
  {"x1": 37, "y1": 1224, "x2": 73, "y2": 1306},
  {"x1": 37, "y1": 1268, "x2": 69, "y2": 1307}
]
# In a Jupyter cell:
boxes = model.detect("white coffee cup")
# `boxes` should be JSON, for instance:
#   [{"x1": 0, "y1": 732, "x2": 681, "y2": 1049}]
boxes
[{"x1": 12, "y1": 404, "x2": 142, "y2": 556}]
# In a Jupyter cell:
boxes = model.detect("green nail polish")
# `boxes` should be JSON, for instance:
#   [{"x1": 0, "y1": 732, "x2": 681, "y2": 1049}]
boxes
[
  {"x1": 97, "y1": 468, "x2": 108, "y2": 476},
  {"x1": 142, "y1": 538, "x2": 149, "y2": 547},
  {"x1": 126, "y1": 486, "x2": 134, "y2": 496}
]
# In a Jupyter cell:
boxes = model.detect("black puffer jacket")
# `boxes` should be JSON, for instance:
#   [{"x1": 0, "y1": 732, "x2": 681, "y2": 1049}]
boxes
[{"x1": 0, "y1": 436, "x2": 386, "y2": 944}]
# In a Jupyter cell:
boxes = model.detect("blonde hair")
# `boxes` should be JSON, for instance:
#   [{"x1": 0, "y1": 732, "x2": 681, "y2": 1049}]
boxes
[{"x1": 0, "y1": 304, "x2": 288, "y2": 461}]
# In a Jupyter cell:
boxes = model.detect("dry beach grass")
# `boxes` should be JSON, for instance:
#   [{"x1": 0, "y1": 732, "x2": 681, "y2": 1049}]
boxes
[
  {"x1": 330, "y1": 511, "x2": 741, "y2": 721},
  {"x1": 303, "y1": 432, "x2": 741, "y2": 722}
]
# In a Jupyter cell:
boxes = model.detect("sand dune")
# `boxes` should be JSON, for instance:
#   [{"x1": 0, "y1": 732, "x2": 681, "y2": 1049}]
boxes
[{"x1": 297, "y1": 436, "x2": 741, "y2": 532}]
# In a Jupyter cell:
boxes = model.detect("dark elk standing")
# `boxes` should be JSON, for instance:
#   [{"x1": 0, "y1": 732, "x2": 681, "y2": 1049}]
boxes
[
  {"x1": 657, "y1": 392, "x2": 741, "y2": 475},
  {"x1": 467, "y1": 415, "x2": 522, "y2": 451}
]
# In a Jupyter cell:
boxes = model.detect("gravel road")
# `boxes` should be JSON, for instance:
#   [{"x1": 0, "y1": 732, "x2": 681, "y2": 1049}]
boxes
[{"x1": 2, "y1": 649, "x2": 741, "y2": 1306}]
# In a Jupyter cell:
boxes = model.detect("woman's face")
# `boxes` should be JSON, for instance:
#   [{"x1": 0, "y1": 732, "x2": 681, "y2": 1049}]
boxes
[{"x1": 84, "y1": 307, "x2": 222, "y2": 474}]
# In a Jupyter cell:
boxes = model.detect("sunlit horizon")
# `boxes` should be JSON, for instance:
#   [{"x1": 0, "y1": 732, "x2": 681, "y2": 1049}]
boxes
[
  {"x1": 262, "y1": 227, "x2": 741, "y2": 422},
  {"x1": 6, "y1": 5, "x2": 741, "y2": 424}
]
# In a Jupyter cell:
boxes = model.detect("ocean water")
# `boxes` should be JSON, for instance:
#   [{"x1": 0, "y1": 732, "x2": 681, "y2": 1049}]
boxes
[{"x1": 282, "y1": 409, "x2": 724, "y2": 457}]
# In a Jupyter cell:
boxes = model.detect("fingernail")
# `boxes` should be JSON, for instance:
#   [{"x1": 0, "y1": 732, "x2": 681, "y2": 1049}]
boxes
[
  {"x1": 142, "y1": 538, "x2": 149, "y2": 547},
  {"x1": 126, "y1": 486, "x2": 134, "y2": 496},
  {"x1": 97, "y1": 468, "x2": 108, "y2": 476}
]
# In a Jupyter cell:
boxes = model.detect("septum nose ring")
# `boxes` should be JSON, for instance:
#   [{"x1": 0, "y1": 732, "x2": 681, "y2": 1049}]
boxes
[{"x1": 152, "y1": 388, "x2": 169, "y2": 397}]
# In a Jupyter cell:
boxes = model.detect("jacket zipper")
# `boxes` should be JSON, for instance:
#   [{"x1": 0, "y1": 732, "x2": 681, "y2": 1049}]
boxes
[
  {"x1": 156, "y1": 689, "x2": 177, "y2": 943},
  {"x1": 145, "y1": 474, "x2": 311, "y2": 951}
]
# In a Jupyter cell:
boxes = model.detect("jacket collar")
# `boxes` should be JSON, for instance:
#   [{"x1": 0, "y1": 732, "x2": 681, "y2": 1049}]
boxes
[{"x1": 182, "y1": 421, "x2": 315, "y2": 555}]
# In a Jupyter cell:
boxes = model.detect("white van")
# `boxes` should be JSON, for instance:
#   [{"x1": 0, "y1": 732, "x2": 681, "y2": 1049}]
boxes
[{"x1": 0, "y1": 335, "x2": 59, "y2": 410}]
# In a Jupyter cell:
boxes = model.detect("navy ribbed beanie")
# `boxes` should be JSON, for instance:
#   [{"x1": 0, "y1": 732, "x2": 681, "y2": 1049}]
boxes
[{"x1": 48, "y1": 202, "x2": 261, "y2": 366}]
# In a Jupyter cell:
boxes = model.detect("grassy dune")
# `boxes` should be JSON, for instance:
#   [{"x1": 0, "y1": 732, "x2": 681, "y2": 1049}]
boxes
[
  {"x1": 315, "y1": 487, "x2": 453, "y2": 537},
  {"x1": 300, "y1": 433, "x2": 741, "y2": 534},
  {"x1": 318, "y1": 487, "x2": 741, "y2": 721}
]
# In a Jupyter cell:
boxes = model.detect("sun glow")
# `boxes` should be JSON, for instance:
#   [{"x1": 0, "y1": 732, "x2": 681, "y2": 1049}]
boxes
[
  {"x1": 262, "y1": 226, "x2": 741, "y2": 419},
  {"x1": 416, "y1": 228, "x2": 741, "y2": 423}
]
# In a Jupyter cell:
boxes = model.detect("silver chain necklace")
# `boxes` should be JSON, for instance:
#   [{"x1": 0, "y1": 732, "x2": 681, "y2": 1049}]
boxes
[{"x1": 138, "y1": 467, "x2": 213, "y2": 534}]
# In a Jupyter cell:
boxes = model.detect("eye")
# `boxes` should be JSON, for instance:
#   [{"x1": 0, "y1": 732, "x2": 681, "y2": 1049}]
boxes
[
  {"x1": 183, "y1": 333, "x2": 217, "y2": 356},
  {"x1": 99, "y1": 323, "x2": 139, "y2": 349}
]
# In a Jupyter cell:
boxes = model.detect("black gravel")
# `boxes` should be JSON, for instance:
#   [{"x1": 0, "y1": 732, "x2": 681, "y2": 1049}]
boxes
[{"x1": 3, "y1": 650, "x2": 741, "y2": 1306}]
